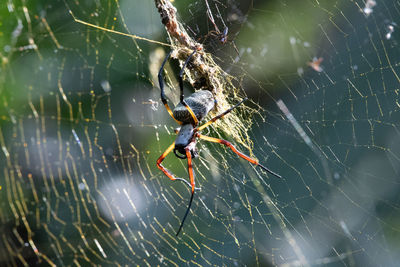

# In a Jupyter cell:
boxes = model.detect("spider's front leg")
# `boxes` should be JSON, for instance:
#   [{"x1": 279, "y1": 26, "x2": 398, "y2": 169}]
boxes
[
  {"x1": 156, "y1": 142, "x2": 201, "y2": 191},
  {"x1": 158, "y1": 51, "x2": 182, "y2": 125}
]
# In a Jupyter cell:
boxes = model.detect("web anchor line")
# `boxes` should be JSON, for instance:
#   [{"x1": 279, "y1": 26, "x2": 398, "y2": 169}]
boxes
[{"x1": 276, "y1": 99, "x2": 332, "y2": 184}]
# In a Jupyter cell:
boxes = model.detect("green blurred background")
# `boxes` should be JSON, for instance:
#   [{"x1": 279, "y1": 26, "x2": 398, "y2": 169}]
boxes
[{"x1": 1, "y1": 0, "x2": 400, "y2": 266}]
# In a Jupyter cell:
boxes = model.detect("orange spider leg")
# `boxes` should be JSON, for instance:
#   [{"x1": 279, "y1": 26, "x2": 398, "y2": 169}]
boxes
[
  {"x1": 176, "y1": 148, "x2": 196, "y2": 236},
  {"x1": 182, "y1": 100, "x2": 199, "y2": 125},
  {"x1": 164, "y1": 103, "x2": 183, "y2": 125},
  {"x1": 157, "y1": 142, "x2": 200, "y2": 189},
  {"x1": 186, "y1": 148, "x2": 196, "y2": 194},
  {"x1": 156, "y1": 142, "x2": 177, "y2": 181},
  {"x1": 197, "y1": 134, "x2": 281, "y2": 178}
]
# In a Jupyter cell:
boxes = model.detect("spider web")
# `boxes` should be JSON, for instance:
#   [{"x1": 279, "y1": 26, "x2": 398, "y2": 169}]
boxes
[{"x1": 1, "y1": 0, "x2": 400, "y2": 266}]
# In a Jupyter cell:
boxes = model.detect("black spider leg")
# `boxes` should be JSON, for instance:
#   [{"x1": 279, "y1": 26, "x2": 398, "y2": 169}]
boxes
[
  {"x1": 176, "y1": 191, "x2": 194, "y2": 236},
  {"x1": 178, "y1": 50, "x2": 197, "y2": 102},
  {"x1": 176, "y1": 148, "x2": 196, "y2": 236},
  {"x1": 178, "y1": 50, "x2": 199, "y2": 125},
  {"x1": 159, "y1": 50, "x2": 172, "y2": 104},
  {"x1": 158, "y1": 50, "x2": 182, "y2": 124},
  {"x1": 196, "y1": 97, "x2": 248, "y2": 132}
]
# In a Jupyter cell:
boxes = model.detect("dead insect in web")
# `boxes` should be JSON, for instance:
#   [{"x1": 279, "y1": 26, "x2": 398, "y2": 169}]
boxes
[
  {"x1": 205, "y1": 26, "x2": 229, "y2": 45},
  {"x1": 156, "y1": 49, "x2": 281, "y2": 236},
  {"x1": 202, "y1": 0, "x2": 239, "y2": 54},
  {"x1": 386, "y1": 24, "x2": 395, "y2": 40},
  {"x1": 204, "y1": 0, "x2": 228, "y2": 45},
  {"x1": 308, "y1": 57, "x2": 323, "y2": 72}
]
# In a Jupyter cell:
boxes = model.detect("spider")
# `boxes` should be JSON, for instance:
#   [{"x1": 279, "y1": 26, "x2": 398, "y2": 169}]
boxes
[{"x1": 156, "y1": 49, "x2": 281, "y2": 236}]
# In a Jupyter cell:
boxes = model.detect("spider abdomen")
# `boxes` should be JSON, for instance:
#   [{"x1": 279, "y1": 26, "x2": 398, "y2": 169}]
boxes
[{"x1": 173, "y1": 90, "x2": 215, "y2": 123}]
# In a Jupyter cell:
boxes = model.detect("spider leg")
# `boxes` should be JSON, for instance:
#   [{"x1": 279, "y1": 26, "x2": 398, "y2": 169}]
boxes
[
  {"x1": 196, "y1": 97, "x2": 247, "y2": 132},
  {"x1": 156, "y1": 142, "x2": 201, "y2": 190},
  {"x1": 179, "y1": 50, "x2": 196, "y2": 103},
  {"x1": 158, "y1": 50, "x2": 182, "y2": 125},
  {"x1": 182, "y1": 100, "x2": 199, "y2": 125},
  {"x1": 179, "y1": 50, "x2": 199, "y2": 125},
  {"x1": 176, "y1": 148, "x2": 196, "y2": 236},
  {"x1": 197, "y1": 134, "x2": 282, "y2": 179}
]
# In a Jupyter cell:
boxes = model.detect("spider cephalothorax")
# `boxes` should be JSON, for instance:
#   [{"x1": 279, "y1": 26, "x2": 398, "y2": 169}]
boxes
[
  {"x1": 156, "y1": 49, "x2": 281, "y2": 236},
  {"x1": 173, "y1": 124, "x2": 197, "y2": 159}
]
